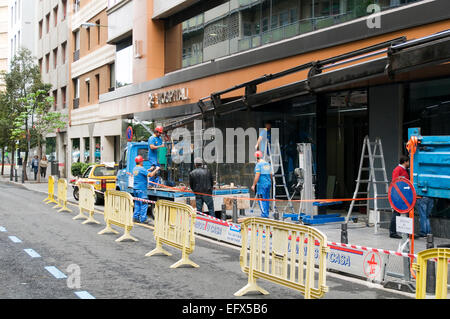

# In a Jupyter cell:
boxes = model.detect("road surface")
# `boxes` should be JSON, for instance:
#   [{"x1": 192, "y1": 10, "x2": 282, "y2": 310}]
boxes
[{"x1": 0, "y1": 182, "x2": 413, "y2": 299}]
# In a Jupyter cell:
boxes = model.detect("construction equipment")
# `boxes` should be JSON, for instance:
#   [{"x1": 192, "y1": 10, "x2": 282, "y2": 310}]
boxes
[
  {"x1": 265, "y1": 140, "x2": 295, "y2": 218},
  {"x1": 345, "y1": 136, "x2": 391, "y2": 233}
]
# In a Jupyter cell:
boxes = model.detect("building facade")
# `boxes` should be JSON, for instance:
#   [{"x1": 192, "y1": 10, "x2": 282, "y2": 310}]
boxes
[
  {"x1": 8, "y1": 0, "x2": 36, "y2": 67},
  {"x1": 0, "y1": 0, "x2": 8, "y2": 88},
  {"x1": 66, "y1": 0, "x2": 450, "y2": 233},
  {"x1": 67, "y1": 0, "x2": 118, "y2": 174},
  {"x1": 35, "y1": 0, "x2": 71, "y2": 177}
]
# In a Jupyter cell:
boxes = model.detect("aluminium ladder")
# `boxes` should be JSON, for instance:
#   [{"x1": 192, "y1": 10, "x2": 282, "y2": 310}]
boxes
[
  {"x1": 265, "y1": 141, "x2": 295, "y2": 218},
  {"x1": 345, "y1": 136, "x2": 391, "y2": 233}
]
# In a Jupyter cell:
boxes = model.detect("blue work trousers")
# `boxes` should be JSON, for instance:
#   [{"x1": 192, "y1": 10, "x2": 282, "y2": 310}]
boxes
[
  {"x1": 257, "y1": 184, "x2": 271, "y2": 218},
  {"x1": 418, "y1": 197, "x2": 434, "y2": 236},
  {"x1": 133, "y1": 190, "x2": 148, "y2": 223}
]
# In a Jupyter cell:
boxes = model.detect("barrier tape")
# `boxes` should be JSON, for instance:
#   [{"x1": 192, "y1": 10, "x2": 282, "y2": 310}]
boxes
[{"x1": 147, "y1": 181, "x2": 387, "y2": 204}]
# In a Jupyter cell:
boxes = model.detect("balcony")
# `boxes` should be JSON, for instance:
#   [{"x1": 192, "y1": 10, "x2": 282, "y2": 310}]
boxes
[
  {"x1": 73, "y1": 50, "x2": 80, "y2": 62},
  {"x1": 73, "y1": 98, "x2": 80, "y2": 109}
]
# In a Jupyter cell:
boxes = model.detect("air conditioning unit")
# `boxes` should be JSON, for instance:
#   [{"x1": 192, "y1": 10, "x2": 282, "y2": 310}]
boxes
[{"x1": 134, "y1": 40, "x2": 142, "y2": 59}]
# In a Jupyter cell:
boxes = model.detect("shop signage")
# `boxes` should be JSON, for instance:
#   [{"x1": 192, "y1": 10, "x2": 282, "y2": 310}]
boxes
[{"x1": 148, "y1": 88, "x2": 189, "y2": 108}]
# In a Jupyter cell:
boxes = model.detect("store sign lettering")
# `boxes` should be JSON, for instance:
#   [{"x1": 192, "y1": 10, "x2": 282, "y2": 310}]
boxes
[{"x1": 148, "y1": 88, "x2": 189, "y2": 108}]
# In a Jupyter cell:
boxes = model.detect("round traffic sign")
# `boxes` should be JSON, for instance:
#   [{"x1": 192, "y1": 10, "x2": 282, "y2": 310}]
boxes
[
  {"x1": 388, "y1": 178, "x2": 417, "y2": 214},
  {"x1": 126, "y1": 126, "x2": 133, "y2": 142}
]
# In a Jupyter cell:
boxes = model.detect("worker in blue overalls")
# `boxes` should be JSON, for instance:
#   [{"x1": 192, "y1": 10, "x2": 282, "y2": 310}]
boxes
[
  {"x1": 148, "y1": 126, "x2": 164, "y2": 167},
  {"x1": 133, "y1": 155, "x2": 160, "y2": 224},
  {"x1": 251, "y1": 151, "x2": 272, "y2": 218}
]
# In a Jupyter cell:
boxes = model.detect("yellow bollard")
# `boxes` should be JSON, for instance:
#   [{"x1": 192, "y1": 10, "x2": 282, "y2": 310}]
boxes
[
  {"x1": 146, "y1": 200, "x2": 199, "y2": 269},
  {"x1": 43, "y1": 176, "x2": 58, "y2": 205}
]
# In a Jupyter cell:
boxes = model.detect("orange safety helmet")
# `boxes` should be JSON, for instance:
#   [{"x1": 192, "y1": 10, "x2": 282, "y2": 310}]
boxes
[
  {"x1": 135, "y1": 155, "x2": 144, "y2": 164},
  {"x1": 255, "y1": 151, "x2": 263, "y2": 159},
  {"x1": 155, "y1": 126, "x2": 164, "y2": 134}
]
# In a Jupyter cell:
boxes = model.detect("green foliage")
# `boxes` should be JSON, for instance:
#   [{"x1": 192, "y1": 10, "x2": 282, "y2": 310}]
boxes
[{"x1": 71, "y1": 162, "x2": 94, "y2": 177}]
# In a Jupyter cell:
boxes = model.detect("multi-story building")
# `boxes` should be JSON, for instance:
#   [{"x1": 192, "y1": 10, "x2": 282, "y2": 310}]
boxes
[
  {"x1": 69, "y1": 1, "x2": 450, "y2": 233},
  {"x1": 68, "y1": 0, "x2": 117, "y2": 172},
  {"x1": 0, "y1": 0, "x2": 8, "y2": 88},
  {"x1": 8, "y1": 0, "x2": 36, "y2": 67},
  {"x1": 36, "y1": 0, "x2": 71, "y2": 177}
]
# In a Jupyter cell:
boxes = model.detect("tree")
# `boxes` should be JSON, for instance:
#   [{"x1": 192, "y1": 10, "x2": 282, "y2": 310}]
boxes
[
  {"x1": 12, "y1": 90, "x2": 66, "y2": 182},
  {"x1": 2, "y1": 48, "x2": 50, "y2": 181}
]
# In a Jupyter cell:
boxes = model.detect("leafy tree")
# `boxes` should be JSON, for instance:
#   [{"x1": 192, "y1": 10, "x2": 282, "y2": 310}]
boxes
[
  {"x1": 12, "y1": 90, "x2": 66, "y2": 182},
  {"x1": 2, "y1": 48, "x2": 50, "y2": 180}
]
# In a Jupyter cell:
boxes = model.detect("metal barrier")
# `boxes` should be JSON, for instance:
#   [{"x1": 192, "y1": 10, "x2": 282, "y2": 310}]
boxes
[
  {"x1": 98, "y1": 190, "x2": 138, "y2": 242},
  {"x1": 146, "y1": 200, "x2": 199, "y2": 269},
  {"x1": 413, "y1": 248, "x2": 450, "y2": 299},
  {"x1": 43, "y1": 176, "x2": 58, "y2": 205},
  {"x1": 235, "y1": 217, "x2": 329, "y2": 299},
  {"x1": 73, "y1": 183, "x2": 99, "y2": 225},
  {"x1": 53, "y1": 178, "x2": 72, "y2": 213}
]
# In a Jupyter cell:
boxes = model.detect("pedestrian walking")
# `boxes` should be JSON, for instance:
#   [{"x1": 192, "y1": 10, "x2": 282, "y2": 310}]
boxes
[
  {"x1": 251, "y1": 151, "x2": 272, "y2": 218},
  {"x1": 189, "y1": 157, "x2": 215, "y2": 216},
  {"x1": 389, "y1": 155, "x2": 410, "y2": 239},
  {"x1": 132, "y1": 155, "x2": 160, "y2": 224},
  {"x1": 31, "y1": 155, "x2": 39, "y2": 181},
  {"x1": 39, "y1": 155, "x2": 49, "y2": 179}
]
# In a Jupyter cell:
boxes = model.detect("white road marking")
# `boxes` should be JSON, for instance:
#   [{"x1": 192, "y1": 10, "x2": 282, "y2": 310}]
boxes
[
  {"x1": 0, "y1": 226, "x2": 6, "y2": 232},
  {"x1": 8, "y1": 236, "x2": 22, "y2": 243},
  {"x1": 45, "y1": 266, "x2": 67, "y2": 279},
  {"x1": 75, "y1": 291, "x2": 95, "y2": 299},
  {"x1": 24, "y1": 249, "x2": 41, "y2": 258}
]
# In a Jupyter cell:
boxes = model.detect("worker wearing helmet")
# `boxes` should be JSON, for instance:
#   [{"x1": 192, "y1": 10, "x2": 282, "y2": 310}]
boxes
[
  {"x1": 148, "y1": 125, "x2": 164, "y2": 167},
  {"x1": 251, "y1": 151, "x2": 272, "y2": 218},
  {"x1": 133, "y1": 155, "x2": 160, "y2": 224}
]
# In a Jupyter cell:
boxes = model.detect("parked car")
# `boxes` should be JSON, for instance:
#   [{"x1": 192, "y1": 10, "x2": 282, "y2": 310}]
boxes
[{"x1": 71, "y1": 163, "x2": 118, "y2": 204}]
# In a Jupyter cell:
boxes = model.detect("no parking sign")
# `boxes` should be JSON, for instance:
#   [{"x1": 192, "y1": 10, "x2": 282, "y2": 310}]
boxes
[{"x1": 388, "y1": 178, "x2": 417, "y2": 214}]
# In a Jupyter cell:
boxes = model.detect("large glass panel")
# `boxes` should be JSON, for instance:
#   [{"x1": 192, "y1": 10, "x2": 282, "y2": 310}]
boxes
[
  {"x1": 176, "y1": 0, "x2": 426, "y2": 69},
  {"x1": 115, "y1": 38, "x2": 133, "y2": 88}
]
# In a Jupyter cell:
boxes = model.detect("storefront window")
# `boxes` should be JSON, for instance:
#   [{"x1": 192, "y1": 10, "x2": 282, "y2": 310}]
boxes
[
  {"x1": 84, "y1": 137, "x2": 90, "y2": 163},
  {"x1": 72, "y1": 138, "x2": 80, "y2": 163},
  {"x1": 175, "y1": 0, "x2": 425, "y2": 69},
  {"x1": 95, "y1": 137, "x2": 101, "y2": 163}
]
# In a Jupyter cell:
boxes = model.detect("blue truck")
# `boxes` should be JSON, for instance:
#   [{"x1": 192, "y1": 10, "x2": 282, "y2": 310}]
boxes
[{"x1": 116, "y1": 142, "x2": 250, "y2": 212}]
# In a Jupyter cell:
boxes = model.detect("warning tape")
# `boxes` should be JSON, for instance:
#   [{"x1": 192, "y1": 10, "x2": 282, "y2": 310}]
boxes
[
  {"x1": 328, "y1": 241, "x2": 417, "y2": 260},
  {"x1": 147, "y1": 181, "x2": 387, "y2": 204}
]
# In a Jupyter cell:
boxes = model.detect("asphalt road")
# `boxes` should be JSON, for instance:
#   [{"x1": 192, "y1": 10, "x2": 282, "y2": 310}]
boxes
[{"x1": 0, "y1": 182, "x2": 413, "y2": 299}]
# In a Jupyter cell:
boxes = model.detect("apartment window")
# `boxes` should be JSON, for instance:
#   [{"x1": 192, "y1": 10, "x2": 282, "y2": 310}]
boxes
[
  {"x1": 39, "y1": 20, "x2": 43, "y2": 39},
  {"x1": 38, "y1": 58, "x2": 43, "y2": 73},
  {"x1": 96, "y1": 20, "x2": 101, "y2": 45},
  {"x1": 86, "y1": 27, "x2": 91, "y2": 50},
  {"x1": 73, "y1": 0, "x2": 80, "y2": 13},
  {"x1": 86, "y1": 80, "x2": 90, "y2": 103},
  {"x1": 73, "y1": 30, "x2": 80, "y2": 61},
  {"x1": 62, "y1": 0, "x2": 67, "y2": 20},
  {"x1": 46, "y1": 13, "x2": 50, "y2": 33},
  {"x1": 53, "y1": 48, "x2": 58, "y2": 69},
  {"x1": 45, "y1": 53, "x2": 50, "y2": 73},
  {"x1": 53, "y1": 6, "x2": 58, "y2": 27},
  {"x1": 95, "y1": 74, "x2": 100, "y2": 100},
  {"x1": 61, "y1": 86, "x2": 67, "y2": 109},
  {"x1": 73, "y1": 78, "x2": 80, "y2": 109},
  {"x1": 61, "y1": 42, "x2": 67, "y2": 64},
  {"x1": 53, "y1": 90, "x2": 58, "y2": 111},
  {"x1": 109, "y1": 63, "x2": 115, "y2": 91},
  {"x1": 115, "y1": 37, "x2": 133, "y2": 88}
]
